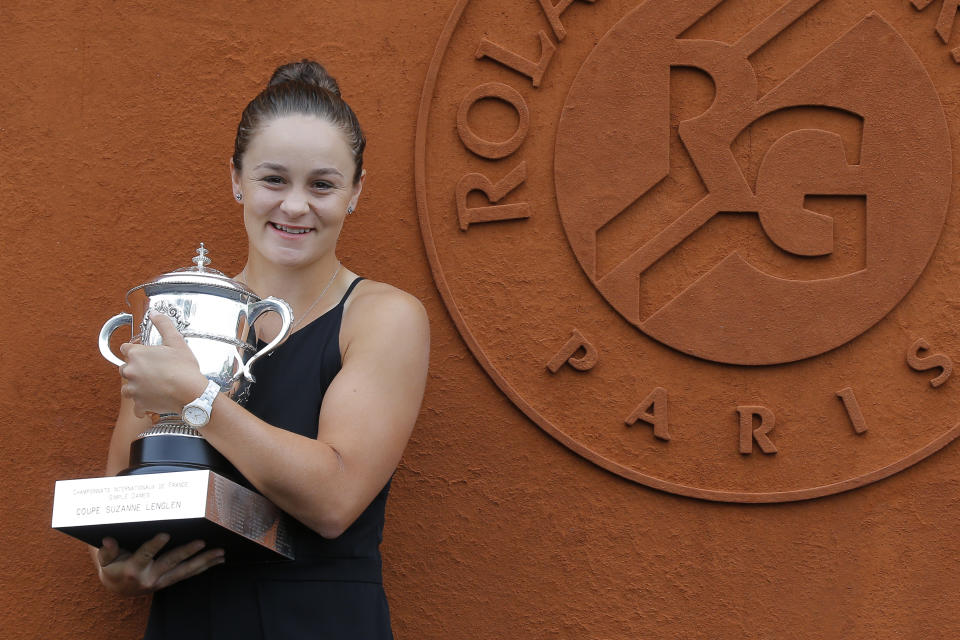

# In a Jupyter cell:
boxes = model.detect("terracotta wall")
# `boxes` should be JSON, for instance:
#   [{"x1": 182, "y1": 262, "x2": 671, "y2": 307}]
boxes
[{"x1": 6, "y1": 0, "x2": 960, "y2": 637}]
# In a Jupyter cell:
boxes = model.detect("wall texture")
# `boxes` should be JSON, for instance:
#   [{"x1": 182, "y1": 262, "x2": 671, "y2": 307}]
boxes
[{"x1": 6, "y1": 0, "x2": 960, "y2": 638}]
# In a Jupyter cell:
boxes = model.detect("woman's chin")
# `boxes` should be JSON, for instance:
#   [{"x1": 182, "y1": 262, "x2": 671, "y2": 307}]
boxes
[{"x1": 257, "y1": 246, "x2": 316, "y2": 269}]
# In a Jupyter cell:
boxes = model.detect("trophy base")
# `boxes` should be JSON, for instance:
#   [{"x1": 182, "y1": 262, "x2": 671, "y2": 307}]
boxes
[
  {"x1": 123, "y1": 433, "x2": 244, "y2": 485},
  {"x1": 52, "y1": 470, "x2": 294, "y2": 560}
]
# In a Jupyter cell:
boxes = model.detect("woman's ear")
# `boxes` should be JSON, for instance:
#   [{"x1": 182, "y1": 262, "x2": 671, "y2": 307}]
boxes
[
  {"x1": 230, "y1": 159, "x2": 243, "y2": 202},
  {"x1": 348, "y1": 169, "x2": 366, "y2": 212}
]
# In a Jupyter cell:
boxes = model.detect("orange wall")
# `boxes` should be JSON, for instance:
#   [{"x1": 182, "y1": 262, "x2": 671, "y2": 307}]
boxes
[{"x1": 6, "y1": 1, "x2": 960, "y2": 638}]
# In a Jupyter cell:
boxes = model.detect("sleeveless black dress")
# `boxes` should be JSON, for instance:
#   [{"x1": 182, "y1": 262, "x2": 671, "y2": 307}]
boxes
[{"x1": 144, "y1": 278, "x2": 394, "y2": 640}]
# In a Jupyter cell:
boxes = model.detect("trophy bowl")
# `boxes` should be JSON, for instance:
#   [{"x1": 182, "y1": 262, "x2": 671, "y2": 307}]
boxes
[{"x1": 98, "y1": 244, "x2": 293, "y2": 478}]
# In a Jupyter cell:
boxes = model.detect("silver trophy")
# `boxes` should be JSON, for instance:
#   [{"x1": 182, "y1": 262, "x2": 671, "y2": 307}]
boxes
[
  {"x1": 98, "y1": 244, "x2": 292, "y2": 476},
  {"x1": 51, "y1": 245, "x2": 296, "y2": 559}
]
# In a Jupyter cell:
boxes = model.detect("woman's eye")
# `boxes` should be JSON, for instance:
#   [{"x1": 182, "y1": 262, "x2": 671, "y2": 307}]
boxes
[
  {"x1": 262, "y1": 175, "x2": 285, "y2": 185},
  {"x1": 312, "y1": 181, "x2": 333, "y2": 191}
]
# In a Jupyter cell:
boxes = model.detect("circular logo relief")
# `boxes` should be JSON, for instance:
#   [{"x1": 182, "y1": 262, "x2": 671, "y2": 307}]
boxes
[{"x1": 417, "y1": 0, "x2": 960, "y2": 501}]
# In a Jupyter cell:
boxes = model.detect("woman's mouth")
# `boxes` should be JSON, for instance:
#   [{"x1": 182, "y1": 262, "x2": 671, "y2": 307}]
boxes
[{"x1": 270, "y1": 222, "x2": 312, "y2": 235}]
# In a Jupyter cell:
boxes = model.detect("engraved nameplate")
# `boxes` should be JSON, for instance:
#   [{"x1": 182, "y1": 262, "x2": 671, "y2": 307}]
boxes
[{"x1": 52, "y1": 470, "x2": 294, "y2": 560}]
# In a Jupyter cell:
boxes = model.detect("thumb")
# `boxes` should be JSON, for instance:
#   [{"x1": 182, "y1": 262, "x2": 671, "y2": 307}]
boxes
[
  {"x1": 98, "y1": 537, "x2": 121, "y2": 566},
  {"x1": 150, "y1": 311, "x2": 188, "y2": 348}
]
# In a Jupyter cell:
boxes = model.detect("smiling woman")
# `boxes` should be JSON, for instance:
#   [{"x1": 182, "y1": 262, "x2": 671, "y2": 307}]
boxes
[
  {"x1": 90, "y1": 60, "x2": 430, "y2": 640},
  {"x1": 234, "y1": 115, "x2": 360, "y2": 273}
]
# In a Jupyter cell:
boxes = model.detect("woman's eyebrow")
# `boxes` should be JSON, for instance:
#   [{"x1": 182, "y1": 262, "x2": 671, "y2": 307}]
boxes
[
  {"x1": 309, "y1": 167, "x2": 345, "y2": 178},
  {"x1": 253, "y1": 163, "x2": 344, "y2": 178},
  {"x1": 253, "y1": 161, "x2": 287, "y2": 171}
]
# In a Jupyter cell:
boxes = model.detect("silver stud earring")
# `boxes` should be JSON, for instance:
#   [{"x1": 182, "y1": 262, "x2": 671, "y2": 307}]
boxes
[
  {"x1": 347, "y1": 205, "x2": 355, "y2": 214},
  {"x1": 235, "y1": 193, "x2": 243, "y2": 202}
]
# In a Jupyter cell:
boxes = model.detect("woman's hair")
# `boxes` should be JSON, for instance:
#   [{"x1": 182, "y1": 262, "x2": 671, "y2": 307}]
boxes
[{"x1": 233, "y1": 59, "x2": 366, "y2": 183}]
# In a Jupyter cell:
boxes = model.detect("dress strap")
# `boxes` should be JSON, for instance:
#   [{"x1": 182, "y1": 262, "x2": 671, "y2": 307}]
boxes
[{"x1": 336, "y1": 276, "x2": 365, "y2": 307}]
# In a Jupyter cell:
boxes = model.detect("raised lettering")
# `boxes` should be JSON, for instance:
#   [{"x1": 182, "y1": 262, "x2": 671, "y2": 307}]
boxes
[
  {"x1": 476, "y1": 31, "x2": 557, "y2": 88},
  {"x1": 907, "y1": 338, "x2": 953, "y2": 387},
  {"x1": 457, "y1": 82, "x2": 530, "y2": 159},
  {"x1": 625, "y1": 387, "x2": 669, "y2": 441},
  {"x1": 546, "y1": 328, "x2": 598, "y2": 373},
  {"x1": 836, "y1": 387, "x2": 868, "y2": 435},
  {"x1": 536, "y1": 0, "x2": 596, "y2": 41},
  {"x1": 737, "y1": 406, "x2": 777, "y2": 455},
  {"x1": 912, "y1": 0, "x2": 960, "y2": 61},
  {"x1": 456, "y1": 162, "x2": 529, "y2": 230}
]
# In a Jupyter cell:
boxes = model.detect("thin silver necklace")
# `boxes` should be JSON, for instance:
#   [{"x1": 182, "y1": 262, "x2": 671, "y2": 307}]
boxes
[{"x1": 237, "y1": 261, "x2": 342, "y2": 330}]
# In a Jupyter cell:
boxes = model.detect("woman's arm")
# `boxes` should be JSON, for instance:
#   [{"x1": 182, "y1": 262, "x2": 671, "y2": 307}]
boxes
[
  {"x1": 120, "y1": 284, "x2": 430, "y2": 538},
  {"x1": 105, "y1": 394, "x2": 152, "y2": 475},
  {"x1": 90, "y1": 394, "x2": 225, "y2": 595}
]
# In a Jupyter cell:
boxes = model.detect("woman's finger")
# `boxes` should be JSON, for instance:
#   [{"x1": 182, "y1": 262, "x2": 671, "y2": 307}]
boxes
[
  {"x1": 97, "y1": 537, "x2": 121, "y2": 566},
  {"x1": 153, "y1": 548, "x2": 226, "y2": 591},
  {"x1": 151, "y1": 539, "x2": 207, "y2": 575},
  {"x1": 129, "y1": 533, "x2": 171, "y2": 569},
  {"x1": 150, "y1": 312, "x2": 188, "y2": 349}
]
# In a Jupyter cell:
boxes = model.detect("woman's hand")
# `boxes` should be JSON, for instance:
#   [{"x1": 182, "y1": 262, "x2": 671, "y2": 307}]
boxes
[
  {"x1": 95, "y1": 534, "x2": 225, "y2": 596},
  {"x1": 119, "y1": 312, "x2": 208, "y2": 418}
]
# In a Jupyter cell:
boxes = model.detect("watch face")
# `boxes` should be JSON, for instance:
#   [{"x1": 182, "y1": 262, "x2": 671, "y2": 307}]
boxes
[{"x1": 183, "y1": 405, "x2": 209, "y2": 428}]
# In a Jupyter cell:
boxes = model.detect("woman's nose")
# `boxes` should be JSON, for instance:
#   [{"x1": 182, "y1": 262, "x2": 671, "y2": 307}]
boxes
[{"x1": 280, "y1": 191, "x2": 310, "y2": 216}]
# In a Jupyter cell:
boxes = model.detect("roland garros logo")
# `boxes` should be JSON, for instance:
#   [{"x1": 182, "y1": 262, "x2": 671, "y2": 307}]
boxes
[{"x1": 417, "y1": 0, "x2": 960, "y2": 501}]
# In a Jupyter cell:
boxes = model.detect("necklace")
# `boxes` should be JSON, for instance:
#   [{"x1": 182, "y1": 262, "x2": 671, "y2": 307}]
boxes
[
  {"x1": 291, "y1": 262, "x2": 342, "y2": 329},
  {"x1": 237, "y1": 261, "x2": 342, "y2": 330}
]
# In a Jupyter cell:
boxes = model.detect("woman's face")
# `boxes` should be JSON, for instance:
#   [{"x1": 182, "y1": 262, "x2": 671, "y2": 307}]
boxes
[{"x1": 231, "y1": 114, "x2": 362, "y2": 270}]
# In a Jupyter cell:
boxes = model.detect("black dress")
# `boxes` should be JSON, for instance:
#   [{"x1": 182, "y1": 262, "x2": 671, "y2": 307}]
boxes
[{"x1": 144, "y1": 277, "x2": 394, "y2": 640}]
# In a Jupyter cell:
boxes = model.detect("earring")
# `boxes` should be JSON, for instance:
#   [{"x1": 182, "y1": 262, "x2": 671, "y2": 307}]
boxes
[
  {"x1": 347, "y1": 205, "x2": 355, "y2": 214},
  {"x1": 235, "y1": 193, "x2": 243, "y2": 202}
]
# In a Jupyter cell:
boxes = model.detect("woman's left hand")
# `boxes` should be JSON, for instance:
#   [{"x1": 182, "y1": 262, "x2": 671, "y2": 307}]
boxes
[{"x1": 119, "y1": 312, "x2": 208, "y2": 418}]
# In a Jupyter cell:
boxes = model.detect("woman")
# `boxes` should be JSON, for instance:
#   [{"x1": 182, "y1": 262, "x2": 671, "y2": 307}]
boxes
[{"x1": 91, "y1": 60, "x2": 429, "y2": 639}]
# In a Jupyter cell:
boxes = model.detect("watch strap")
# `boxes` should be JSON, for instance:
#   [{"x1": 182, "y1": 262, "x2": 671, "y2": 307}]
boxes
[{"x1": 198, "y1": 379, "x2": 221, "y2": 406}]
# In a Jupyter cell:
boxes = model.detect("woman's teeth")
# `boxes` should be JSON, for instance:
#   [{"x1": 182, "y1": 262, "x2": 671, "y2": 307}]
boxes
[{"x1": 272, "y1": 223, "x2": 310, "y2": 234}]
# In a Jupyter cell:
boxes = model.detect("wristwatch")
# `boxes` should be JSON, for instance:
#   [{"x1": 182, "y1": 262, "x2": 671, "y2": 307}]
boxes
[{"x1": 181, "y1": 379, "x2": 221, "y2": 429}]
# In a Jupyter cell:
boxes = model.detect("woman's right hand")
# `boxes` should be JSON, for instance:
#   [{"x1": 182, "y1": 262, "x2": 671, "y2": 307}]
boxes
[{"x1": 94, "y1": 533, "x2": 225, "y2": 596}]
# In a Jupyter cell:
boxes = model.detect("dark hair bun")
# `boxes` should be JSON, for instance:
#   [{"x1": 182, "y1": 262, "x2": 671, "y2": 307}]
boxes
[
  {"x1": 267, "y1": 59, "x2": 341, "y2": 97},
  {"x1": 235, "y1": 58, "x2": 364, "y2": 182}
]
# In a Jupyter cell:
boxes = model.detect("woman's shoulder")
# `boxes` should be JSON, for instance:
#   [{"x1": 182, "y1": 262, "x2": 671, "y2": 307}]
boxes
[
  {"x1": 347, "y1": 278, "x2": 425, "y2": 312},
  {"x1": 343, "y1": 278, "x2": 428, "y2": 336}
]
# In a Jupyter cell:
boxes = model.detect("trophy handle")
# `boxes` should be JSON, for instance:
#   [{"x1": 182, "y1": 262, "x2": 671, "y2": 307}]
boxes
[
  {"x1": 98, "y1": 312, "x2": 133, "y2": 367},
  {"x1": 242, "y1": 297, "x2": 294, "y2": 382}
]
